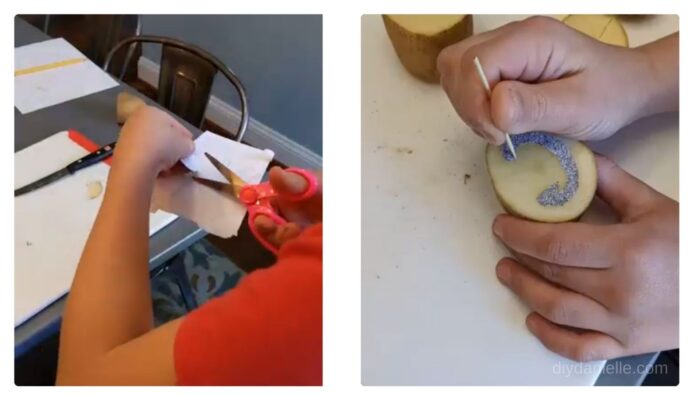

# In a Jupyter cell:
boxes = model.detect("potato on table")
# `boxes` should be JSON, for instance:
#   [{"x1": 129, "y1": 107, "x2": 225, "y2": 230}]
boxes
[{"x1": 383, "y1": 14, "x2": 473, "y2": 83}]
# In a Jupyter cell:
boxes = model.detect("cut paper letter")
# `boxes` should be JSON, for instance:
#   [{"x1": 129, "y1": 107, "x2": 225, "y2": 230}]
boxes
[
  {"x1": 152, "y1": 131, "x2": 275, "y2": 238},
  {"x1": 15, "y1": 38, "x2": 119, "y2": 114}
]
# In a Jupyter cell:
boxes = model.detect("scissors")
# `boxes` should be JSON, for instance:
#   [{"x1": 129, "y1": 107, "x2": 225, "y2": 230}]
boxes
[{"x1": 196, "y1": 152, "x2": 318, "y2": 254}]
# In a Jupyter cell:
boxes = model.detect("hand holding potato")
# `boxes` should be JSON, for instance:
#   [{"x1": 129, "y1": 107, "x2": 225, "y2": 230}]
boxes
[
  {"x1": 492, "y1": 155, "x2": 678, "y2": 361},
  {"x1": 437, "y1": 16, "x2": 678, "y2": 144},
  {"x1": 112, "y1": 106, "x2": 195, "y2": 178}
]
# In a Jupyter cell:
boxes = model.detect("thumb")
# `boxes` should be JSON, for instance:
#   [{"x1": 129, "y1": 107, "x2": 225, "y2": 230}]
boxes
[
  {"x1": 490, "y1": 79, "x2": 581, "y2": 135},
  {"x1": 594, "y1": 155, "x2": 662, "y2": 220},
  {"x1": 180, "y1": 137, "x2": 195, "y2": 158},
  {"x1": 269, "y1": 166, "x2": 309, "y2": 198},
  {"x1": 170, "y1": 127, "x2": 195, "y2": 161},
  {"x1": 253, "y1": 215, "x2": 302, "y2": 249}
]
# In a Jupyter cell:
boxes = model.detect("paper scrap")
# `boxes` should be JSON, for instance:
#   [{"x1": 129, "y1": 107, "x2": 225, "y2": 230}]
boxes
[
  {"x1": 152, "y1": 174, "x2": 247, "y2": 238},
  {"x1": 182, "y1": 131, "x2": 274, "y2": 182},
  {"x1": 14, "y1": 38, "x2": 119, "y2": 114},
  {"x1": 153, "y1": 131, "x2": 274, "y2": 238}
]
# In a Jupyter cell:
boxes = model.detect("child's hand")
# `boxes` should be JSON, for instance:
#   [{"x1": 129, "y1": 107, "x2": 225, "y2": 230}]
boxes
[
  {"x1": 112, "y1": 106, "x2": 195, "y2": 177},
  {"x1": 492, "y1": 155, "x2": 678, "y2": 361},
  {"x1": 254, "y1": 167, "x2": 322, "y2": 249},
  {"x1": 437, "y1": 16, "x2": 676, "y2": 144}
]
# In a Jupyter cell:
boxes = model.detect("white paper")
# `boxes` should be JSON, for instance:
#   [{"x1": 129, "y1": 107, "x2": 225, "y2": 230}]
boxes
[
  {"x1": 14, "y1": 38, "x2": 119, "y2": 114},
  {"x1": 15, "y1": 131, "x2": 177, "y2": 326},
  {"x1": 182, "y1": 131, "x2": 275, "y2": 183},
  {"x1": 153, "y1": 131, "x2": 274, "y2": 238}
]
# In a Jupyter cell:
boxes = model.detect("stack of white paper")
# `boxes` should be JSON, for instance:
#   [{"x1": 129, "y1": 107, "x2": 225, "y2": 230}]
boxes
[{"x1": 15, "y1": 38, "x2": 119, "y2": 114}]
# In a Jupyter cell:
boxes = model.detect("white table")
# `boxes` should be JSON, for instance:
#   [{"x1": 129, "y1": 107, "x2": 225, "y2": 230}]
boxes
[{"x1": 361, "y1": 14, "x2": 678, "y2": 385}]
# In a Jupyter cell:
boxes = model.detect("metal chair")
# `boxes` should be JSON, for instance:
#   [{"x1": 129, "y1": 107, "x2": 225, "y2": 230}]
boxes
[
  {"x1": 104, "y1": 36, "x2": 249, "y2": 140},
  {"x1": 107, "y1": 37, "x2": 250, "y2": 303}
]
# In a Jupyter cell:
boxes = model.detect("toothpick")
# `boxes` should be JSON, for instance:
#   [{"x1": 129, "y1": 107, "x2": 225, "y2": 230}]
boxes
[{"x1": 473, "y1": 56, "x2": 517, "y2": 159}]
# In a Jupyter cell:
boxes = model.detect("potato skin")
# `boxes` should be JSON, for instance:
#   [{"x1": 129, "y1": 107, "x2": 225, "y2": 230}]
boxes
[{"x1": 383, "y1": 15, "x2": 473, "y2": 83}]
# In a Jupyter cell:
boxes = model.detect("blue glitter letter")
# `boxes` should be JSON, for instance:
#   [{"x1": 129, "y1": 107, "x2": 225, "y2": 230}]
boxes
[{"x1": 501, "y1": 132, "x2": 578, "y2": 206}]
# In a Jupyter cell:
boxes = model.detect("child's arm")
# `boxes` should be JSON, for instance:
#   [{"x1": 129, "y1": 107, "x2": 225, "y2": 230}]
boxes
[
  {"x1": 56, "y1": 107, "x2": 323, "y2": 385},
  {"x1": 56, "y1": 106, "x2": 194, "y2": 385}
]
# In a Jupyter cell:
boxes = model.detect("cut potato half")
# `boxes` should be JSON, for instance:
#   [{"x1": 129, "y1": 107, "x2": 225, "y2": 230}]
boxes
[
  {"x1": 383, "y1": 14, "x2": 473, "y2": 83},
  {"x1": 117, "y1": 91, "x2": 147, "y2": 125},
  {"x1": 562, "y1": 14, "x2": 629, "y2": 47},
  {"x1": 86, "y1": 181, "x2": 104, "y2": 200},
  {"x1": 486, "y1": 136, "x2": 597, "y2": 222}
]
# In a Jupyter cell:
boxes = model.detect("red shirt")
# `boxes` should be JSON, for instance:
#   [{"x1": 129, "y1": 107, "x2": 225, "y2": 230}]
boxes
[{"x1": 174, "y1": 224, "x2": 322, "y2": 385}]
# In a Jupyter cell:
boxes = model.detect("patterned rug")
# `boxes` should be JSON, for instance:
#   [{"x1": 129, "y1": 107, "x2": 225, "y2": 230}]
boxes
[{"x1": 151, "y1": 239, "x2": 245, "y2": 326}]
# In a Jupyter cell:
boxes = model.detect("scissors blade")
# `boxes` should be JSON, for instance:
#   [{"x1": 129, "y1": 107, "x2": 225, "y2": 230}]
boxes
[{"x1": 203, "y1": 152, "x2": 248, "y2": 196}]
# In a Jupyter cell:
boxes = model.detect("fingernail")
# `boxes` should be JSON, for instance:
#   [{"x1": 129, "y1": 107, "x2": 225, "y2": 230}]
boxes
[
  {"x1": 496, "y1": 261, "x2": 510, "y2": 283},
  {"x1": 492, "y1": 216, "x2": 504, "y2": 238},
  {"x1": 508, "y1": 86, "x2": 525, "y2": 125},
  {"x1": 254, "y1": 215, "x2": 276, "y2": 233},
  {"x1": 488, "y1": 134, "x2": 503, "y2": 145},
  {"x1": 282, "y1": 169, "x2": 308, "y2": 195},
  {"x1": 525, "y1": 314, "x2": 538, "y2": 331}
]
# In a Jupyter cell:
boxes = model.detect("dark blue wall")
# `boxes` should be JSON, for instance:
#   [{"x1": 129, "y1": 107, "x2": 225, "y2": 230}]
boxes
[{"x1": 141, "y1": 15, "x2": 322, "y2": 154}]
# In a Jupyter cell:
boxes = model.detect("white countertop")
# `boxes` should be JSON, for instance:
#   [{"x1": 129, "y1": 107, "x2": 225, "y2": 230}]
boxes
[{"x1": 361, "y1": 14, "x2": 678, "y2": 385}]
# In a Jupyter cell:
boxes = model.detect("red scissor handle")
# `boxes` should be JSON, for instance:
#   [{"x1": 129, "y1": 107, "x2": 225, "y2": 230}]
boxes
[
  {"x1": 281, "y1": 168, "x2": 319, "y2": 201},
  {"x1": 247, "y1": 205, "x2": 287, "y2": 254},
  {"x1": 242, "y1": 168, "x2": 319, "y2": 254},
  {"x1": 239, "y1": 168, "x2": 318, "y2": 205}
]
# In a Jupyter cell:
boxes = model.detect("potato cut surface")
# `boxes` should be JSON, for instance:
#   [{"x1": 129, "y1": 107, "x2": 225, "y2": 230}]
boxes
[
  {"x1": 86, "y1": 181, "x2": 104, "y2": 200},
  {"x1": 486, "y1": 136, "x2": 597, "y2": 222},
  {"x1": 562, "y1": 14, "x2": 629, "y2": 47},
  {"x1": 386, "y1": 15, "x2": 467, "y2": 35}
]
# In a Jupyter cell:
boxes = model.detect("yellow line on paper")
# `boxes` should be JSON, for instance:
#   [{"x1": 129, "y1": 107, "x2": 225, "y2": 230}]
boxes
[
  {"x1": 15, "y1": 57, "x2": 87, "y2": 77},
  {"x1": 473, "y1": 56, "x2": 517, "y2": 159}
]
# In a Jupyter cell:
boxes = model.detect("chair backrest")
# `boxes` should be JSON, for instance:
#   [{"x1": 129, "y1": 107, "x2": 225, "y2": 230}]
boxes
[{"x1": 104, "y1": 36, "x2": 249, "y2": 141}]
